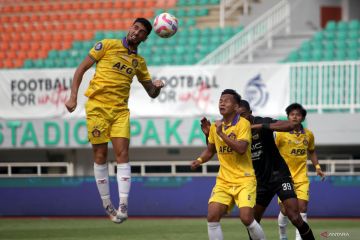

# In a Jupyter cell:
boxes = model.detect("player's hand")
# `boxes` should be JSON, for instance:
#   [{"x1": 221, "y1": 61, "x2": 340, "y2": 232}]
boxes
[
  {"x1": 215, "y1": 120, "x2": 223, "y2": 135},
  {"x1": 153, "y1": 79, "x2": 165, "y2": 89},
  {"x1": 316, "y1": 168, "x2": 326, "y2": 181},
  {"x1": 190, "y1": 160, "x2": 201, "y2": 171},
  {"x1": 65, "y1": 98, "x2": 77, "y2": 113},
  {"x1": 200, "y1": 117, "x2": 211, "y2": 136}
]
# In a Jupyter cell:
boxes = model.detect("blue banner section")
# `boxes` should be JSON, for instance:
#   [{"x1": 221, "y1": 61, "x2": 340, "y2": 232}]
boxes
[{"x1": 0, "y1": 176, "x2": 359, "y2": 217}]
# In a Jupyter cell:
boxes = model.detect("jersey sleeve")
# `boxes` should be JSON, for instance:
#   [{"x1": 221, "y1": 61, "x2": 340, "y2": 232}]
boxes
[
  {"x1": 208, "y1": 124, "x2": 216, "y2": 144},
  {"x1": 274, "y1": 131, "x2": 282, "y2": 147},
  {"x1": 307, "y1": 130, "x2": 315, "y2": 151},
  {"x1": 89, "y1": 39, "x2": 109, "y2": 61},
  {"x1": 236, "y1": 118, "x2": 251, "y2": 143},
  {"x1": 263, "y1": 117, "x2": 277, "y2": 124},
  {"x1": 136, "y1": 57, "x2": 151, "y2": 82}
]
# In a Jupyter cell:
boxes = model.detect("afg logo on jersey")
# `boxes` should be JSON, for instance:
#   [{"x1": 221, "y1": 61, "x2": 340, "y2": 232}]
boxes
[{"x1": 290, "y1": 148, "x2": 306, "y2": 156}]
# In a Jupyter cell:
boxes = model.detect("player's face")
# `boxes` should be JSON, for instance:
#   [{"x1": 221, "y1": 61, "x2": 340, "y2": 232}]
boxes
[
  {"x1": 238, "y1": 107, "x2": 251, "y2": 121},
  {"x1": 288, "y1": 109, "x2": 304, "y2": 124},
  {"x1": 219, "y1": 94, "x2": 238, "y2": 116},
  {"x1": 127, "y1": 22, "x2": 148, "y2": 45}
]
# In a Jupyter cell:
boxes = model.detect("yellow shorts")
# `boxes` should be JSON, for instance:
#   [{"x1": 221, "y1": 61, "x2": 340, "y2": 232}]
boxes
[
  {"x1": 278, "y1": 181, "x2": 310, "y2": 203},
  {"x1": 208, "y1": 178, "x2": 257, "y2": 208},
  {"x1": 85, "y1": 99, "x2": 130, "y2": 144}
]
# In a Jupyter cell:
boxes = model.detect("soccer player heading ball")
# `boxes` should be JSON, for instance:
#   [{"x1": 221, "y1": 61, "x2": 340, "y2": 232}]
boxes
[{"x1": 65, "y1": 18, "x2": 165, "y2": 223}]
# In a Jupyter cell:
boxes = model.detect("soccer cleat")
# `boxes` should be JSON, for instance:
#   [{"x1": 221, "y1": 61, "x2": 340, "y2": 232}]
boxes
[
  {"x1": 104, "y1": 203, "x2": 123, "y2": 224},
  {"x1": 117, "y1": 203, "x2": 128, "y2": 222}
]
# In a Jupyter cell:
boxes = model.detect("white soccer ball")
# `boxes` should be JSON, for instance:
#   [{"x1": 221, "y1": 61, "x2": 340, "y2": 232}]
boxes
[{"x1": 153, "y1": 13, "x2": 178, "y2": 38}]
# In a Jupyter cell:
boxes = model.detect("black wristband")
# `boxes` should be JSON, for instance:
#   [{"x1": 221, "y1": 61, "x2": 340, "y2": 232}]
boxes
[{"x1": 262, "y1": 123, "x2": 270, "y2": 129}]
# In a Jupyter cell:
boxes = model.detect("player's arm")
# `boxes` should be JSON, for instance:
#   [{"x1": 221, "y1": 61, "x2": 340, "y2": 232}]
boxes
[
  {"x1": 215, "y1": 120, "x2": 248, "y2": 155},
  {"x1": 251, "y1": 120, "x2": 296, "y2": 132},
  {"x1": 139, "y1": 80, "x2": 165, "y2": 98},
  {"x1": 65, "y1": 56, "x2": 95, "y2": 112},
  {"x1": 309, "y1": 149, "x2": 325, "y2": 180},
  {"x1": 200, "y1": 117, "x2": 211, "y2": 145},
  {"x1": 191, "y1": 142, "x2": 216, "y2": 170}
]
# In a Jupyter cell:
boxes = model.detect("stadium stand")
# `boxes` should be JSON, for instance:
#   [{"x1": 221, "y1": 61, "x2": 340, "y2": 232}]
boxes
[
  {"x1": 284, "y1": 20, "x2": 360, "y2": 62},
  {"x1": 0, "y1": 0, "x2": 246, "y2": 68}
]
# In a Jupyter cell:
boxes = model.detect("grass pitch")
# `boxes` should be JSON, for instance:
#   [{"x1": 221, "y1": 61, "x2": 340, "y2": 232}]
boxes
[{"x1": 0, "y1": 217, "x2": 359, "y2": 240}]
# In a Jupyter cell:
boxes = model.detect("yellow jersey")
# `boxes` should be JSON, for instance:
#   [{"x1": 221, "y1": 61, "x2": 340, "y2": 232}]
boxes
[
  {"x1": 275, "y1": 128, "x2": 315, "y2": 183},
  {"x1": 85, "y1": 38, "x2": 151, "y2": 108},
  {"x1": 208, "y1": 114, "x2": 255, "y2": 185}
]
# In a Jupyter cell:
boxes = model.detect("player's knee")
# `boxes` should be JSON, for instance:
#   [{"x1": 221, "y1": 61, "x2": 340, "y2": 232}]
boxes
[
  {"x1": 240, "y1": 214, "x2": 254, "y2": 226},
  {"x1": 299, "y1": 205, "x2": 308, "y2": 213},
  {"x1": 288, "y1": 212, "x2": 302, "y2": 226},
  {"x1": 207, "y1": 212, "x2": 221, "y2": 222},
  {"x1": 115, "y1": 150, "x2": 129, "y2": 163}
]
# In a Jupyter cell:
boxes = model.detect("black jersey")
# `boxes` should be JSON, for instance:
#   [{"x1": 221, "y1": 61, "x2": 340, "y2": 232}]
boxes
[{"x1": 251, "y1": 116, "x2": 291, "y2": 184}]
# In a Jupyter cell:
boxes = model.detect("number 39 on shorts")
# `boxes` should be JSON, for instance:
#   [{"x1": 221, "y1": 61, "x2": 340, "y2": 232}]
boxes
[{"x1": 282, "y1": 183, "x2": 292, "y2": 191}]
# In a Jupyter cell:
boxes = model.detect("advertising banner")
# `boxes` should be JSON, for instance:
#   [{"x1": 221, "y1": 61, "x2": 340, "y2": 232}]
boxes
[{"x1": 0, "y1": 65, "x2": 290, "y2": 119}]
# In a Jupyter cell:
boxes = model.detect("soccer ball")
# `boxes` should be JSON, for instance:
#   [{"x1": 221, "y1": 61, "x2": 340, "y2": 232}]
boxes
[{"x1": 153, "y1": 13, "x2": 178, "y2": 38}]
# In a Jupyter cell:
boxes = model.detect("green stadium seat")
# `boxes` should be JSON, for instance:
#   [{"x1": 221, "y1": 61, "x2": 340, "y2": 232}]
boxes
[
  {"x1": 58, "y1": 51, "x2": 69, "y2": 58},
  {"x1": 347, "y1": 40, "x2": 358, "y2": 49},
  {"x1": 190, "y1": 28, "x2": 201, "y2": 37},
  {"x1": 199, "y1": 0, "x2": 209, "y2": 5},
  {"x1": 34, "y1": 60, "x2": 45, "y2": 68},
  {"x1": 348, "y1": 30, "x2": 359, "y2": 40},
  {"x1": 324, "y1": 41, "x2": 335, "y2": 51},
  {"x1": 44, "y1": 59, "x2": 55, "y2": 68},
  {"x1": 325, "y1": 31, "x2": 336, "y2": 40},
  {"x1": 209, "y1": 0, "x2": 220, "y2": 4},
  {"x1": 335, "y1": 40, "x2": 347, "y2": 50},
  {"x1": 300, "y1": 41, "x2": 311, "y2": 51},
  {"x1": 176, "y1": 9, "x2": 186, "y2": 18},
  {"x1": 94, "y1": 32, "x2": 105, "y2": 41},
  {"x1": 185, "y1": 18, "x2": 196, "y2": 27},
  {"x1": 188, "y1": 37, "x2": 199, "y2": 45},
  {"x1": 48, "y1": 50, "x2": 58, "y2": 59},
  {"x1": 197, "y1": 8, "x2": 209, "y2": 16},
  {"x1": 310, "y1": 41, "x2": 323, "y2": 50},
  {"x1": 286, "y1": 52, "x2": 299, "y2": 62},
  {"x1": 201, "y1": 28, "x2": 212, "y2": 37},
  {"x1": 72, "y1": 42, "x2": 83, "y2": 50},
  {"x1": 177, "y1": 0, "x2": 187, "y2": 6},
  {"x1": 325, "y1": 21, "x2": 337, "y2": 31},
  {"x1": 299, "y1": 51, "x2": 311, "y2": 61},
  {"x1": 23, "y1": 60, "x2": 34, "y2": 68},
  {"x1": 211, "y1": 27, "x2": 222, "y2": 36},
  {"x1": 336, "y1": 31, "x2": 347, "y2": 41},
  {"x1": 347, "y1": 50, "x2": 359, "y2": 60},
  {"x1": 312, "y1": 49, "x2": 323, "y2": 61},
  {"x1": 323, "y1": 50, "x2": 335, "y2": 61},
  {"x1": 337, "y1": 21, "x2": 348, "y2": 31},
  {"x1": 187, "y1": 9, "x2": 197, "y2": 17},
  {"x1": 349, "y1": 20, "x2": 360, "y2": 30},
  {"x1": 312, "y1": 31, "x2": 324, "y2": 41}
]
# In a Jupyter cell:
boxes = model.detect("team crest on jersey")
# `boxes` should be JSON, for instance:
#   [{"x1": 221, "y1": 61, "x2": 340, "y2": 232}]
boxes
[
  {"x1": 252, "y1": 133, "x2": 259, "y2": 140},
  {"x1": 92, "y1": 128, "x2": 101, "y2": 137},
  {"x1": 94, "y1": 42, "x2": 103, "y2": 51},
  {"x1": 228, "y1": 132, "x2": 236, "y2": 140},
  {"x1": 132, "y1": 59, "x2": 138, "y2": 68},
  {"x1": 303, "y1": 139, "x2": 309, "y2": 146}
]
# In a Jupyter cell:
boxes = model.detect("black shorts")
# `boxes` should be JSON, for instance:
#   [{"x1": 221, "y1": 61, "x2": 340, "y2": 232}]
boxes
[{"x1": 256, "y1": 175, "x2": 297, "y2": 208}]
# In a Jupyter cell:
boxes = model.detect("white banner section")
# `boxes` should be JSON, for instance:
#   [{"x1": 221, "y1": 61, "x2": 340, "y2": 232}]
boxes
[{"x1": 0, "y1": 65, "x2": 289, "y2": 119}]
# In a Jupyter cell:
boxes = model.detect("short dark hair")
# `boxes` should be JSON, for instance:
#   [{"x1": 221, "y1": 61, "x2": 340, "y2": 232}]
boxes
[
  {"x1": 239, "y1": 99, "x2": 251, "y2": 111},
  {"x1": 134, "y1": 18, "x2": 152, "y2": 35},
  {"x1": 286, "y1": 103, "x2": 307, "y2": 119},
  {"x1": 221, "y1": 89, "x2": 241, "y2": 105}
]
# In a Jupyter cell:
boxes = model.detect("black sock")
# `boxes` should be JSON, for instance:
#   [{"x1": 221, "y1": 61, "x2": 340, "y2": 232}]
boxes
[{"x1": 297, "y1": 221, "x2": 315, "y2": 240}]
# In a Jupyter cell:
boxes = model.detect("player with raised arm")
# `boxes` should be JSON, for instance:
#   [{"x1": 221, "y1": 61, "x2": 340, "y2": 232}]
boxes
[
  {"x1": 201, "y1": 100, "x2": 315, "y2": 240},
  {"x1": 65, "y1": 18, "x2": 165, "y2": 223},
  {"x1": 191, "y1": 89, "x2": 266, "y2": 240},
  {"x1": 276, "y1": 103, "x2": 325, "y2": 240}
]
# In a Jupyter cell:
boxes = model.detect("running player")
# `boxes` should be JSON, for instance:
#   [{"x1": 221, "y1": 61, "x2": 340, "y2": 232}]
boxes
[
  {"x1": 276, "y1": 103, "x2": 325, "y2": 240},
  {"x1": 65, "y1": 18, "x2": 165, "y2": 223},
  {"x1": 191, "y1": 89, "x2": 265, "y2": 240}
]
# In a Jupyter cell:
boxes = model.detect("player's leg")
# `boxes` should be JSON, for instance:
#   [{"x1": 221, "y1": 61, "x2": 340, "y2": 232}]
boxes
[
  {"x1": 207, "y1": 202, "x2": 227, "y2": 240},
  {"x1": 294, "y1": 181, "x2": 310, "y2": 240},
  {"x1": 92, "y1": 143, "x2": 121, "y2": 223},
  {"x1": 111, "y1": 109, "x2": 131, "y2": 222},
  {"x1": 237, "y1": 179, "x2": 266, "y2": 240},
  {"x1": 86, "y1": 101, "x2": 120, "y2": 223},
  {"x1": 112, "y1": 137, "x2": 130, "y2": 222},
  {"x1": 278, "y1": 179, "x2": 314, "y2": 240},
  {"x1": 278, "y1": 202, "x2": 289, "y2": 240},
  {"x1": 247, "y1": 204, "x2": 267, "y2": 240}
]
